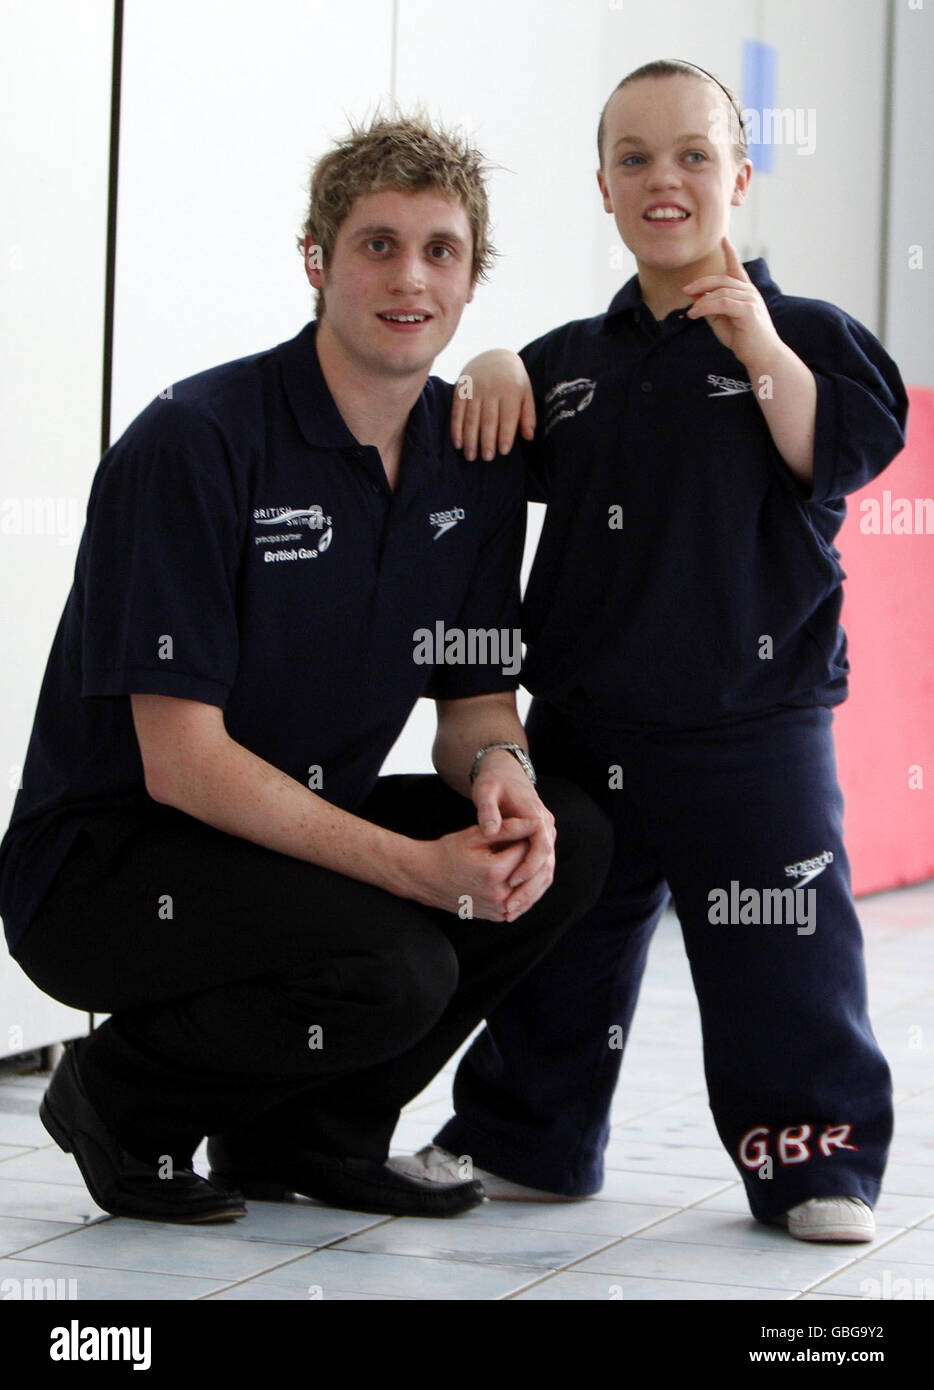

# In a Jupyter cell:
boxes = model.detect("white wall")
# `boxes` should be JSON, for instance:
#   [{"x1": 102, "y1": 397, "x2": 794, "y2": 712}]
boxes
[
  {"x1": 396, "y1": 0, "x2": 606, "y2": 379},
  {"x1": 758, "y1": 0, "x2": 887, "y2": 330},
  {"x1": 591, "y1": 0, "x2": 887, "y2": 329},
  {"x1": 887, "y1": 0, "x2": 933, "y2": 385},
  {"x1": 110, "y1": 0, "x2": 394, "y2": 438},
  {"x1": 0, "y1": 0, "x2": 113, "y2": 1053}
]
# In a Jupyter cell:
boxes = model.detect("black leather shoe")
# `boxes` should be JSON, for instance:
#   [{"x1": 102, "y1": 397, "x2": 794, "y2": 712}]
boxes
[
  {"x1": 40, "y1": 1039, "x2": 247, "y2": 1223},
  {"x1": 207, "y1": 1134, "x2": 486, "y2": 1217}
]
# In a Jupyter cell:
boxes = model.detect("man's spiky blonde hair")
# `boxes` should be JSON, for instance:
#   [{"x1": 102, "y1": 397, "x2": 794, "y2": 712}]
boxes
[{"x1": 296, "y1": 108, "x2": 497, "y2": 315}]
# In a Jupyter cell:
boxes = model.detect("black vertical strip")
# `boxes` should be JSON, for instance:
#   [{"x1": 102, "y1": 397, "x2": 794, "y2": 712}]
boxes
[
  {"x1": 90, "y1": 0, "x2": 123, "y2": 1039},
  {"x1": 100, "y1": 0, "x2": 124, "y2": 456},
  {"x1": 877, "y1": 0, "x2": 896, "y2": 344}
]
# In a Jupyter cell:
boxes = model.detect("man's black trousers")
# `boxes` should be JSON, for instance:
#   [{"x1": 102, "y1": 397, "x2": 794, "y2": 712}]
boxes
[{"x1": 13, "y1": 774, "x2": 613, "y2": 1167}]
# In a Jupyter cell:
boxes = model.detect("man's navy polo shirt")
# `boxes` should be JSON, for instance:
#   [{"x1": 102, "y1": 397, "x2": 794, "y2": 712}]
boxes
[
  {"x1": 517, "y1": 259, "x2": 908, "y2": 730},
  {"x1": 0, "y1": 320, "x2": 525, "y2": 953}
]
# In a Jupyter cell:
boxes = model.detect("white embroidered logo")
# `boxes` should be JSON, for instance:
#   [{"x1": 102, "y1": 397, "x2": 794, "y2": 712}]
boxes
[
  {"x1": 784, "y1": 850, "x2": 834, "y2": 888},
  {"x1": 542, "y1": 378, "x2": 597, "y2": 436},
  {"x1": 429, "y1": 506, "x2": 465, "y2": 539},
  {"x1": 707, "y1": 373, "x2": 753, "y2": 397},
  {"x1": 252, "y1": 504, "x2": 333, "y2": 562}
]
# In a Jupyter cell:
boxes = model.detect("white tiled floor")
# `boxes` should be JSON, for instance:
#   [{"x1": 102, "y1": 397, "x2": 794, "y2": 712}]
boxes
[{"x1": 0, "y1": 882, "x2": 931, "y2": 1301}]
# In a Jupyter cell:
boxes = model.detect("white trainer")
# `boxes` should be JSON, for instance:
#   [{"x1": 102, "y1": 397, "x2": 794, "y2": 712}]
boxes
[
  {"x1": 783, "y1": 1196, "x2": 875, "y2": 1242},
  {"x1": 388, "y1": 1144, "x2": 581, "y2": 1202}
]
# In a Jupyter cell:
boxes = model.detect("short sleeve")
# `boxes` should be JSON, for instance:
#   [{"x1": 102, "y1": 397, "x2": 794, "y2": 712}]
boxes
[
  {"x1": 773, "y1": 305, "x2": 909, "y2": 505},
  {"x1": 425, "y1": 452, "x2": 526, "y2": 700},
  {"x1": 79, "y1": 400, "x2": 244, "y2": 707}
]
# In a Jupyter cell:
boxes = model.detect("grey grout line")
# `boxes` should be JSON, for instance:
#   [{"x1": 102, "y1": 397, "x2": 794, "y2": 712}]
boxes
[
  {"x1": 4, "y1": 1252, "x2": 240, "y2": 1296},
  {"x1": 796, "y1": 1215, "x2": 934, "y2": 1297},
  {"x1": 2, "y1": 1212, "x2": 402, "y2": 1300},
  {"x1": 499, "y1": 1196, "x2": 925, "y2": 1300},
  {"x1": 504, "y1": 1268, "x2": 796, "y2": 1300},
  {"x1": 0, "y1": 1221, "x2": 117, "y2": 1257},
  {"x1": 192, "y1": 1212, "x2": 403, "y2": 1299},
  {"x1": 8, "y1": 1239, "x2": 337, "y2": 1287},
  {"x1": 609, "y1": 1088, "x2": 711, "y2": 1123},
  {"x1": 542, "y1": 1241, "x2": 850, "y2": 1297},
  {"x1": 1, "y1": 1207, "x2": 398, "y2": 1286},
  {"x1": 204, "y1": 1236, "x2": 630, "y2": 1301},
  {"x1": 506, "y1": 1219, "x2": 756, "y2": 1290}
]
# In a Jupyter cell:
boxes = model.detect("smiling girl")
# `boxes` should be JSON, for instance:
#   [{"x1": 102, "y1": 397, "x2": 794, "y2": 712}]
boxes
[{"x1": 395, "y1": 60, "x2": 909, "y2": 1241}]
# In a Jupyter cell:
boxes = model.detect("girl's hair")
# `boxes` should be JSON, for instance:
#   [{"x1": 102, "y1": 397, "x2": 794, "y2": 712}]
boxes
[
  {"x1": 296, "y1": 107, "x2": 497, "y2": 316},
  {"x1": 597, "y1": 59, "x2": 748, "y2": 169}
]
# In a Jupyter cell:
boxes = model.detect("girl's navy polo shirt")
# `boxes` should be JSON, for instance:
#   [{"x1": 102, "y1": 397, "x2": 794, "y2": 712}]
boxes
[
  {"x1": 517, "y1": 259, "x2": 908, "y2": 731},
  {"x1": 0, "y1": 321, "x2": 525, "y2": 954}
]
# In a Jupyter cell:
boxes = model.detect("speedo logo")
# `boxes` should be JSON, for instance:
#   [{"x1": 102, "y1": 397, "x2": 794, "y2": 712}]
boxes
[
  {"x1": 784, "y1": 850, "x2": 834, "y2": 887},
  {"x1": 429, "y1": 506, "x2": 465, "y2": 539},
  {"x1": 707, "y1": 373, "x2": 753, "y2": 397}
]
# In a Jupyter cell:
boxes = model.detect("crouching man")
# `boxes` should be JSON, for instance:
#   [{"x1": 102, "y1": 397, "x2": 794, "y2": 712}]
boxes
[{"x1": 0, "y1": 113, "x2": 612, "y2": 1223}]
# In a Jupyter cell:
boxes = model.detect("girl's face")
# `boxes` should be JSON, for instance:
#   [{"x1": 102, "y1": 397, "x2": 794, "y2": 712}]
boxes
[{"x1": 597, "y1": 75, "x2": 751, "y2": 275}]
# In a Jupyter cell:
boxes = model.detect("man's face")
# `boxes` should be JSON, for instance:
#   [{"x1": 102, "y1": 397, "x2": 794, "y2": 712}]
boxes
[
  {"x1": 596, "y1": 76, "x2": 750, "y2": 275},
  {"x1": 305, "y1": 187, "x2": 476, "y2": 378}
]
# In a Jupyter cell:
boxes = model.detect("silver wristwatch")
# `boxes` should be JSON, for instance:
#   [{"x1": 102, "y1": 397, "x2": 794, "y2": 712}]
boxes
[{"x1": 469, "y1": 741, "x2": 537, "y2": 786}]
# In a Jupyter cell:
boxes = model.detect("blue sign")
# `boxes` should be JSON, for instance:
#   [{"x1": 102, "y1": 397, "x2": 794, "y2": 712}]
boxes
[{"x1": 742, "y1": 38, "x2": 777, "y2": 173}]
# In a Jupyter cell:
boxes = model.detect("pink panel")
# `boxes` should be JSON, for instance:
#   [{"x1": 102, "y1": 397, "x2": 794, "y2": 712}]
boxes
[{"x1": 834, "y1": 386, "x2": 934, "y2": 896}]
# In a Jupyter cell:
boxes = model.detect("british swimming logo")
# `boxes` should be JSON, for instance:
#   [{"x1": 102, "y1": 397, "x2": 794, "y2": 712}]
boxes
[
  {"x1": 253, "y1": 504, "x2": 332, "y2": 562},
  {"x1": 542, "y1": 378, "x2": 596, "y2": 436}
]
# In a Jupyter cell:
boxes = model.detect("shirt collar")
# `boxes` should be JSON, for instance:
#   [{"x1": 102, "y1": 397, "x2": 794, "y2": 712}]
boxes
[
  {"x1": 604, "y1": 257, "x2": 782, "y2": 325},
  {"x1": 277, "y1": 318, "x2": 439, "y2": 463}
]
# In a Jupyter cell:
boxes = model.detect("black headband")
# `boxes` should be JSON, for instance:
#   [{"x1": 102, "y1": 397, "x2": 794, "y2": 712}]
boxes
[{"x1": 670, "y1": 58, "x2": 747, "y2": 139}]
